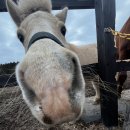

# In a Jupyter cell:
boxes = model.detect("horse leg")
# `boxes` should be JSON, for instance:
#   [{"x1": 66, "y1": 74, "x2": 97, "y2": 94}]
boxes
[
  {"x1": 117, "y1": 71, "x2": 127, "y2": 97},
  {"x1": 117, "y1": 50, "x2": 127, "y2": 97},
  {"x1": 92, "y1": 81, "x2": 100, "y2": 104}
]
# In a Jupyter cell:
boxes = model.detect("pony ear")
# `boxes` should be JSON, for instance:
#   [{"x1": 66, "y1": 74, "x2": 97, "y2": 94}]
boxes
[
  {"x1": 6, "y1": 0, "x2": 21, "y2": 26},
  {"x1": 55, "y1": 7, "x2": 68, "y2": 23}
]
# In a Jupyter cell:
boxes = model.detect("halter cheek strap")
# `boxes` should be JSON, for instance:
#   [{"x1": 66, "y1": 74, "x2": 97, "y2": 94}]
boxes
[{"x1": 28, "y1": 32, "x2": 64, "y2": 50}]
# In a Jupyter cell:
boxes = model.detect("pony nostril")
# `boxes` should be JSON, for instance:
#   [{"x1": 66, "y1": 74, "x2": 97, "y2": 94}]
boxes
[
  {"x1": 42, "y1": 115, "x2": 53, "y2": 125},
  {"x1": 72, "y1": 57, "x2": 76, "y2": 65},
  {"x1": 39, "y1": 106, "x2": 42, "y2": 110}
]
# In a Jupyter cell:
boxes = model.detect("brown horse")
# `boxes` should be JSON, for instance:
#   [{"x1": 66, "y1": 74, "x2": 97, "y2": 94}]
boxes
[{"x1": 116, "y1": 16, "x2": 130, "y2": 97}]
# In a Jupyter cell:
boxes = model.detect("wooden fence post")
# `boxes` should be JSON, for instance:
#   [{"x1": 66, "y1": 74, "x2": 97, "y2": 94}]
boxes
[{"x1": 95, "y1": 0, "x2": 118, "y2": 127}]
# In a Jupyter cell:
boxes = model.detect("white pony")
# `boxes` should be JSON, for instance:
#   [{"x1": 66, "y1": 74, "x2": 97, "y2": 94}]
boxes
[
  {"x1": 70, "y1": 44, "x2": 100, "y2": 104},
  {"x1": 6, "y1": 0, "x2": 86, "y2": 127}
]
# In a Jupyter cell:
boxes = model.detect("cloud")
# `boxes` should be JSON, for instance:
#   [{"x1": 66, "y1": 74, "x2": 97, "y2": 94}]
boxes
[
  {"x1": 125, "y1": 0, "x2": 130, "y2": 6},
  {"x1": 66, "y1": 9, "x2": 96, "y2": 44},
  {"x1": 0, "y1": 12, "x2": 25, "y2": 64}
]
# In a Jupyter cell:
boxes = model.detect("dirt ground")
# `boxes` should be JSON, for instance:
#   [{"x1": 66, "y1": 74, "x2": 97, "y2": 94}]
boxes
[{"x1": 0, "y1": 72, "x2": 130, "y2": 130}]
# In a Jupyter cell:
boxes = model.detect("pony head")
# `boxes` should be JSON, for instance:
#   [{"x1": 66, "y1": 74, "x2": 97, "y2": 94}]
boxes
[{"x1": 6, "y1": 0, "x2": 85, "y2": 127}]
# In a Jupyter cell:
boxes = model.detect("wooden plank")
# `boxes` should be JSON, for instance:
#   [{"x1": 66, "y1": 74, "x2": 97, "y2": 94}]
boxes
[
  {"x1": 0, "y1": 0, "x2": 95, "y2": 12},
  {"x1": 52, "y1": 0, "x2": 95, "y2": 10},
  {"x1": 95, "y1": 0, "x2": 118, "y2": 127},
  {"x1": 116, "y1": 60, "x2": 130, "y2": 72},
  {"x1": 0, "y1": 0, "x2": 6, "y2": 12},
  {"x1": 82, "y1": 60, "x2": 130, "y2": 76},
  {"x1": 81, "y1": 90, "x2": 130, "y2": 126}
]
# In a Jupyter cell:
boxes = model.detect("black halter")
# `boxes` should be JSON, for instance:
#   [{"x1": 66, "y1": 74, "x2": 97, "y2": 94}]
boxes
[{"x1": 28, "y1": 32, "x2": 64, "y2": 49}]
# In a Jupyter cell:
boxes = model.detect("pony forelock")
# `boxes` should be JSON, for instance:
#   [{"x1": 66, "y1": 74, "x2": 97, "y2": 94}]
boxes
[{"x1": 17, "y1": 0, "x2": 52, "y2": 19}]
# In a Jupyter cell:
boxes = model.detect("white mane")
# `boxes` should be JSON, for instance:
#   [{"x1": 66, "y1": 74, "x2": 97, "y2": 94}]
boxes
[{"x1": 17, "y1": 0, "x2": 52, "y2": 19}]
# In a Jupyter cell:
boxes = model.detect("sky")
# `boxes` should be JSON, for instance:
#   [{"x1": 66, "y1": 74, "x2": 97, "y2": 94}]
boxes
[{"x1": 0, "y1": 0, "x2": 130, "y2": 64}]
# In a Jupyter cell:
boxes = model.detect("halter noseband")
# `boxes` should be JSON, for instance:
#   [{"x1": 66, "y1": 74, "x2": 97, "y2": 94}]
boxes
[{"x1": 28, "y1": 32, "x2": 64, "y2": 49}]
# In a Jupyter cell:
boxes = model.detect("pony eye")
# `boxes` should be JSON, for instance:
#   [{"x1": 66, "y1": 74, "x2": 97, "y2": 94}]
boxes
[
  {"x1": 61, "y1": 26, "x2": 66, "y2": 36},
  {"x1": 17, "y1": 32, "x2": 24, "y2": 43}
]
